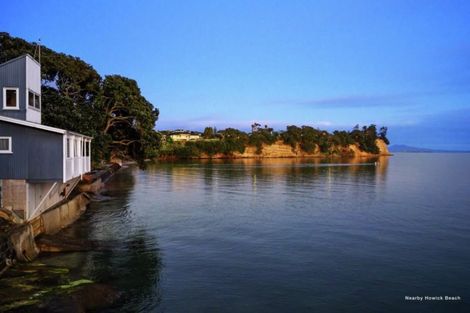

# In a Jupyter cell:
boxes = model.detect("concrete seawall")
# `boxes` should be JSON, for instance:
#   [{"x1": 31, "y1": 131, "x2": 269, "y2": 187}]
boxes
[
  {"x1": 1, "y1": 164, "x2": 120, "y2": 271},
  {"x1": 5, "y1": 192, "x2": 90, "y2": 263}
]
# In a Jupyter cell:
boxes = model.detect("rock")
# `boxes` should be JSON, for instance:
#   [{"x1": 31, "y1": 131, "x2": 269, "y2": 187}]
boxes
[
  {"x1": 36, "y1": 235, "x2": 97, "y2": 253},
  {"x1": 9, "y1": 224, "x2": 39, "y2": 262}
]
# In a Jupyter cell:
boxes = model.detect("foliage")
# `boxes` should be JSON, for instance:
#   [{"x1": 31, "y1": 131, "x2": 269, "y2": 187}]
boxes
[
  {"x1": 202, "y1": 127, "x2": 215, "y2": 139},
  {"x1": 97, "y1": 75, "x2": 160, "y2": 162},
  {"x1": 280, "y1": 125, "x2": 302, "y2": 149},
  {"x1": 281, "y1": 126, "x2": 329, "y2": 153},
  {"x1": 378, "y1": 126, "x2": 390, "y2": 145},
  {"x1": 248, "y1": 125, "x2": 277, "y2": 154},
  {"x1": 219, "y1": 128, "x2": 249, "y2": 154},
  {"x1": 350, "y1": 124, "x2": 380, "y2": 153},
  {"x1": 331, "y1": 130, "x2": 354, "y2": 147},
  {"x1": 281, "y1": 124, "x2": 388, "y2": 154}
]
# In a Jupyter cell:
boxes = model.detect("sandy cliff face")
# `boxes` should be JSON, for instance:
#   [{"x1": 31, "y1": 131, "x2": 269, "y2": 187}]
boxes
[
  {"x1": 232, "y1": 141, "x2": 318, "y2": 158},
  {"x1": 376, "y1": 139, "x2": 391, "y2": 155},
  {"x1": 348, "y1": 139, "x2": 391, "y2": 157},
  {"x1": 200, "y1": 139, "x2": 390, "y2": 159}
]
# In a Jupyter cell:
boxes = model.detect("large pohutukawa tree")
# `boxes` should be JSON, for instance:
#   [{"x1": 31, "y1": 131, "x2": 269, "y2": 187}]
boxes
[{"x1": 97, "y1": 75, "x2": 160, "y2": 162}]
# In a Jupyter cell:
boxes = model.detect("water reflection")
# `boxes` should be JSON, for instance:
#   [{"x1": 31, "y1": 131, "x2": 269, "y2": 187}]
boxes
[
  {"x1": 84, "y1": 168, "x2": 163, "y2": 312},
  {"x1": 78, "y1": 158, "x2": 389, "y2": 312},
  {"x1": 150, "y1": 156, "x2": 390, "y2": 196}
]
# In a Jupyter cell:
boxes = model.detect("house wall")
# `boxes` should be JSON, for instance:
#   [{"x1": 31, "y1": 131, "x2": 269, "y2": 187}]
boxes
[
  {"x1": 170, "y1": 134, "x2": 201, "y2": 141},
  {"x1": 0, "y1": 56, "x2": 27, "y2": 121},
  {"x1": 0, "y1": 179, "x2": 27, "y2": 213},
  {"x1": 0, "y1": 121, "x2": 64, "y2": 181},
  {"x1": 0, "y1": 55, "x2": 41, "y2": 124},
  {"x1": 25, "y1": 56, "x2": 41, "y2": 124}
]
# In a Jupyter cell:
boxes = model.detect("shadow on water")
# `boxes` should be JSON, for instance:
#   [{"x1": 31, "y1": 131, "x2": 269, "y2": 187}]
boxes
[{"x1": 78, "y1": 167, "x2": 163, "y2": 312}]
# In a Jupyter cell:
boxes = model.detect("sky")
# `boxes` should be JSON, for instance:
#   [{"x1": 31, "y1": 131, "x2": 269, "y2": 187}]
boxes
[{"x1": 2, "y1": 0, "x2": 470, "y2": 150}]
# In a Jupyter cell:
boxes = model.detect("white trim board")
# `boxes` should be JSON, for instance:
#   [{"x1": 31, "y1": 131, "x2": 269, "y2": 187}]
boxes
[{"x1": 0, "y1": 115, "x2": 66, "y2": 134}]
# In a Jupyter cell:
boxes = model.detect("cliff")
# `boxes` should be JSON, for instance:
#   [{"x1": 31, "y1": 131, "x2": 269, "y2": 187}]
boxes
[
  {"x1": 198, "y1": 139, "x2": 390, "y2": 159},
  {"x1": 348, "y1": 139, "x2": 391, "y2": 157}
]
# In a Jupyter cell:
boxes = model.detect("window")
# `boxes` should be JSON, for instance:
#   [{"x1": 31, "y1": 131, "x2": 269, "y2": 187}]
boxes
[
  {"x1": 3, "y1": 88, "x2": 19, "y2": 110},
  {"x1": 66, "y1": 138, "x2": 70, "y2": 158},
  {"x1": 28, "y1": 90, "x2": 40, "y2": 109},
  {"x1": 0, "y1": 137, "x2": 12, "y2": 153}
]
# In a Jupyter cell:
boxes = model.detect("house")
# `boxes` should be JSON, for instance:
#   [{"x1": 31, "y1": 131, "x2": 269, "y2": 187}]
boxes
[
  {"x1": 169, "y1": 130, "x2": 201, "y2": 142},
  {"x1": 0, "y1": 54, "x2": 92, "y2": 221}
]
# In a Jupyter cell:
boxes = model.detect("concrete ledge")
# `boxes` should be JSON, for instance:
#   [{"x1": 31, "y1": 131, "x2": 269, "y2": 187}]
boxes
[{"x1": 38, "y1": 193, "x2": 89, "y2": 236}]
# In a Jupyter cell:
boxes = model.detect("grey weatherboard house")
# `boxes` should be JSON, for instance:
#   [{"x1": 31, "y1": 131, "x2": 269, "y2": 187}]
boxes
[{"x1": 0, "y1": 54, "x2": 91, "y2": 221}]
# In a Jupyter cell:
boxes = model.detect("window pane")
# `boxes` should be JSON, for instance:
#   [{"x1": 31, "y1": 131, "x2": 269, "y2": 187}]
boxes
[
  {"x1": 29, "y1": 91, "x2": 35, "y2": 107},
  {"x1": 6, "y1": 89, "x2": 17, "y2": 107},
  {"x1": 66, "y1": 139, "x2": 70, "y2": 158},
  {"x1": 35, "y1": 94, "x2": 41, "y2": 109},
  {"x1": 0, "y1": 139, "x2": 10, "y2": 151}
]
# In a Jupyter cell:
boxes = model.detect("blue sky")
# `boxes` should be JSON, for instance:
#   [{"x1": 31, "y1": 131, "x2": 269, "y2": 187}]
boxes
[{"x1": 2, "y1": 0, "x2": 470, "y2": 149}]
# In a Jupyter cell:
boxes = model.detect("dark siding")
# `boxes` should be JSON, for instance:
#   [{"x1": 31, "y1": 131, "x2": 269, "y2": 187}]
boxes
[
  {"x1": 0, "y1": 121, "x2": 63, "y2": 181},
  {"x1": 0, "y1": 57, "x2": 27, "y2": 120}
]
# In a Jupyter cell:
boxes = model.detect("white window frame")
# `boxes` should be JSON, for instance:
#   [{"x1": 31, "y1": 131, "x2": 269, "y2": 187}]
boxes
[
  {"x1": 27, "y1": 89, "x2": 41, "y2": 110},
  {"x1": 0, "y1": 137, "x2": 12, "y2": 154},
  {"x1": 3, "y1": 87, "x2": 20, "y2": 110}
]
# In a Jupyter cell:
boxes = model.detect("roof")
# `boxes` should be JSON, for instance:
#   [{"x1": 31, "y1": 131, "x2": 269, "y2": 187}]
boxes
[
  {"x1": 0, "y1": 54, "x2": 40, "y2": 68},
  {"x1": 170, "y1": 133, "x2": 201, "y2": 136},
  {"x1": 0, "y1": 115, "x2": 92, "y2": 139}
]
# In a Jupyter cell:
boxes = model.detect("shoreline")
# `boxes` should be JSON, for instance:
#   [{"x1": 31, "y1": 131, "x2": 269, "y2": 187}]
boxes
[{"x1": 158, "y1": 153, "x2": 392, "y2": 161}]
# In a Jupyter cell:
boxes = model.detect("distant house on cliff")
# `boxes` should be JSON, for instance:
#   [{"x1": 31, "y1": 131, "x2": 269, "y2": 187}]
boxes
[
  {"x1": 0, "y1": 54, "x2": 92, "y2": 221},
  {"x1": 169, "y1": 130, "x2": 201, "y2": 142}
]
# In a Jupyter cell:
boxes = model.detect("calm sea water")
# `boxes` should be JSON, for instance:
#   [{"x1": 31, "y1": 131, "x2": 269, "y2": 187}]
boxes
[{"x1": 24, "y1": 154, "x2": 470, "y2": 312}]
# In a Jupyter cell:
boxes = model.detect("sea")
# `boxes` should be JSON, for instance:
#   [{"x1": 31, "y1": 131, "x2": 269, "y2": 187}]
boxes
[{"x1": 1, "y1": 153, "x2": 470, "y2": 313}]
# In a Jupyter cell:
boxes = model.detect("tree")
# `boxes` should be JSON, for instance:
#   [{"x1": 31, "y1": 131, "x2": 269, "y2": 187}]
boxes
[
  {"x1": 281, "y1": 125, "x2": 302, "y2": 149},
  {"x1": 219, "y1": 128, "x2": 249, "y2": 154},
  {"x1": 203, "y1": 127, "x2": 215, "y2": 139},
  {"x1": 97, "y1": 75, "x2": 160, "y2": 161},
  {"x1": 332, "y1": 130, "x2": 353, "y2": 147},
  {"x1": 349, "y1": 124, "x2": 379, "y2": 153},
  {"x1": 378, "y1": 126, "x2": 390, "y2": 145},
  {"x1": 251, "y1": 122, "x2": 261, "y2": 133},
  {"x1": 300, "y1": 126, "x2": 320, "y2": 153}
]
